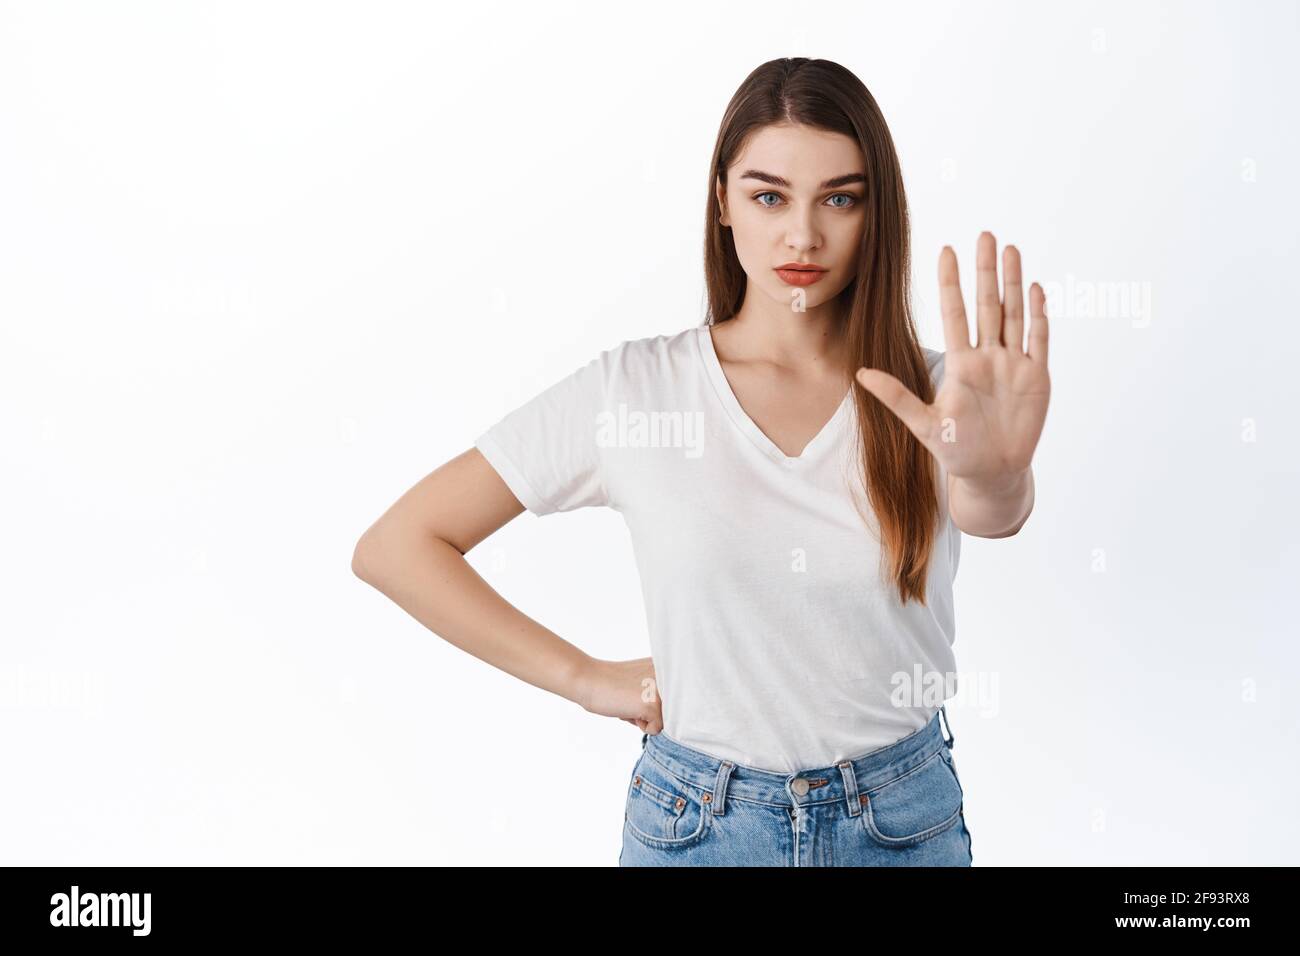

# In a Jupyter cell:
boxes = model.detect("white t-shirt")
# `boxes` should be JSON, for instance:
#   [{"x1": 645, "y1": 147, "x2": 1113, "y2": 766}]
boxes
[{"x1": 474, "y1": 324, "x2": 961, "y2": 773}]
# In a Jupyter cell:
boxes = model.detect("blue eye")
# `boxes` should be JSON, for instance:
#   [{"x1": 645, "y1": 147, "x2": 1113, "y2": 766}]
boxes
[{"x1": 752, "y1": 192, "x2": 858, "y2": 209}]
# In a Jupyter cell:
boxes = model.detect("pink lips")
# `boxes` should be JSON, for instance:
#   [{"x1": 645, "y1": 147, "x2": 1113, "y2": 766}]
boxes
[{"x1": 774, "y1": 263, "x2": 828, "y2": 286}]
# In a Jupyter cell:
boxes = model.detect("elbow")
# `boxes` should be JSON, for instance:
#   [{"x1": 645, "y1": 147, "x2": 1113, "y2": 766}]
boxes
[
  {"x1": 351, "y1": 529, "x2": 382, "y2": 583},
  {"x1": 352, "y1": 518, "x2": 457, "y2": 584},
  {"x1": 351, "y1": 522, "x2": 441, "y2": 583}
]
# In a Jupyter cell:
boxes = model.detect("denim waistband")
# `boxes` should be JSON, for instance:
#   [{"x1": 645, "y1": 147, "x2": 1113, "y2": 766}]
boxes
[{"x1": 639, "y1": 705, "x2": 955, "y2": 816}]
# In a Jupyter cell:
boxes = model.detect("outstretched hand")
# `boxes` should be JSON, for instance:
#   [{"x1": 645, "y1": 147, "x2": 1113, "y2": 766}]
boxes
[{"x1": 854, "y1": 232, "x2": 1050, "y2": 490}]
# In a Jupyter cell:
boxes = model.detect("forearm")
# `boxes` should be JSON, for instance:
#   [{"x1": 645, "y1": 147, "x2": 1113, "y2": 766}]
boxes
[
  {"x1": 948, "y1": 467, "x2": 1035, "y2": 538},
  {"x1": 352, "y1": 526, "x2": 593, "y2": 706}
]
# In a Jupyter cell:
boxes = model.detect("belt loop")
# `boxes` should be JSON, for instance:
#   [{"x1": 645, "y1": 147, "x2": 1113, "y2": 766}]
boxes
[
  {"x1": 711, "y1": 760, "x2": 735, "y2": 815},
  {"x1": 641, "y1": 732, "x2": 648, "y2": 748},
  {"x1": 939, "y1": 704, "x2": 955, "y2": 749},
  {"x1": 838, "y1": 761, "x2": 862, "y2": 817}
]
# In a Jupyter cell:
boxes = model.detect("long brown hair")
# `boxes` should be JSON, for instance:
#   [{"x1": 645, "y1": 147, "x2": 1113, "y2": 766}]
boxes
[{"x1": 703, "y1": 57, "x2": 941, "y2": 606}]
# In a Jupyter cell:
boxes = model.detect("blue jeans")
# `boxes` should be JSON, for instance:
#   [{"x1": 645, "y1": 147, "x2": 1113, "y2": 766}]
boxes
[{"x1": 619, "y1": 705, "x2": 972, "y2": 866}]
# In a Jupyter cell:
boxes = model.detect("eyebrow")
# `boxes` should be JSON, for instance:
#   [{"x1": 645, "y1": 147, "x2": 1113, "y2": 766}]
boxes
[{"x1": 738, "y1": 169, "x2": 867, "y2": 190}]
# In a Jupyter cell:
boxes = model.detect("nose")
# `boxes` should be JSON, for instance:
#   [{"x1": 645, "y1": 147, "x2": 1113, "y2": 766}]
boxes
[{"x1": 784, "y1": 212, "x2": 821, "y2": 253}]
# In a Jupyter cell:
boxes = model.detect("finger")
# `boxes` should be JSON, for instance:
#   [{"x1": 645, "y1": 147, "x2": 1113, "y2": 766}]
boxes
[
  {"x1": 975, "y1": 231, "x2": 1002, "y2": 348},
  {"x1": 1028, "y1": 282, "x2": 1049, "y2": 364},
  {"x1": 1002, "y1": 245, "x2": 1025, "y2": 354},
  {"x1": 855, "y1": 367, "x2": 937, "y2": 447},
  {"x1": 938, "y1": 246, "x2": 972, "y2": 352}
]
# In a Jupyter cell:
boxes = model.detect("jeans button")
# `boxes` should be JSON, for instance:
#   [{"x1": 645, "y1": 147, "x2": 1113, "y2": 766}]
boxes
[{"x1": 791, "y1": 777, "x2": 810, "y2": 796}]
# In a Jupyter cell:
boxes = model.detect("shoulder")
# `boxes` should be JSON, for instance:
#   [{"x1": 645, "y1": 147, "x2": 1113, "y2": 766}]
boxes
[
  {"x1": 603, "y1": 326, "x2": 700, "y2": 362},
  {"x1": 586, "y1": 325, "x2": 703, "y2": 384}
]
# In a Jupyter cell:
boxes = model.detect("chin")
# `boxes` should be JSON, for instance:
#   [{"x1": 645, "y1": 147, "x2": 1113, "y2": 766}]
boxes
[{"x1": 769, "y1": 278, "x2": 836, "y2": 312}]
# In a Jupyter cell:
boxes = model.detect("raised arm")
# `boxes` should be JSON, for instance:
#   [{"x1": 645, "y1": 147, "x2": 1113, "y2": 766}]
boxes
[{"x1": 853, "y1": 232, "x2": 1050, "y2": 538}]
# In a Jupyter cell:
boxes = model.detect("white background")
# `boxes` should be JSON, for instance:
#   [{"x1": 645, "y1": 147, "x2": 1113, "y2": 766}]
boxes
[{"x1": 2, "y1": 0, "x2": 1296, "y2": 865}]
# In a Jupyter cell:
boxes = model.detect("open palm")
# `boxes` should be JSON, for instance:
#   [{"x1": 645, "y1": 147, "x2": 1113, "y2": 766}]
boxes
[{"x1": 855, "y1": 232, "x2": 1050, "y2": 488}]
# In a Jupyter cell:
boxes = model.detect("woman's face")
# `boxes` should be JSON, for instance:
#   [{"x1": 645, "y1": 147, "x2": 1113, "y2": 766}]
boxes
[{"x1": 716, "y1": 123, "x2": 867, "y2": 315}]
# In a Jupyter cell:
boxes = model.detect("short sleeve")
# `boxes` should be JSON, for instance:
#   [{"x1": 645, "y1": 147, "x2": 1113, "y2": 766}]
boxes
[
  {"x1": 924, "y1": 347, "x2": 946, "y2": 390},
  {"x1": 473, "y1": 350, "x2": 612, "y2": 516}
]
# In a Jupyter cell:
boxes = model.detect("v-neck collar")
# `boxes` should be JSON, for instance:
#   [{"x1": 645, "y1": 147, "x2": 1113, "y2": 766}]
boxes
[{"x1": 696, "y1": 324, "x2": 852, "y2": 467}]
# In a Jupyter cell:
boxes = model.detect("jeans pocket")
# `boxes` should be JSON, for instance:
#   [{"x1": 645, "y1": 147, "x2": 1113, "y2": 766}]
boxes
[
  {"x1": 861, "y1": 749, "x2": 964, "y2": 848},
  {"x1": 623, "y1": 752, "x2": 712, "y2": 850}
]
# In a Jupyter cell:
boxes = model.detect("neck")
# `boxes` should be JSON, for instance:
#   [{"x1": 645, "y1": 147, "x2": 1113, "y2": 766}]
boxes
[{"x1": 721, "y1": 290, "x2": 847, "y2": 372}]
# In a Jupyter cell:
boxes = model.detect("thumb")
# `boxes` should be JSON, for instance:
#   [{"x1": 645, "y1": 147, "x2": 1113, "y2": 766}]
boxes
[{"x1": 854, "y1": 367, "x2": 935, "y2": 446}]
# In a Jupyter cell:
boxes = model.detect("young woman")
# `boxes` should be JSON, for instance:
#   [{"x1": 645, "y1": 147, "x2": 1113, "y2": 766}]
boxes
[{"x1": 352, "y1": 57, "x2": 1050, "y2": 866}]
